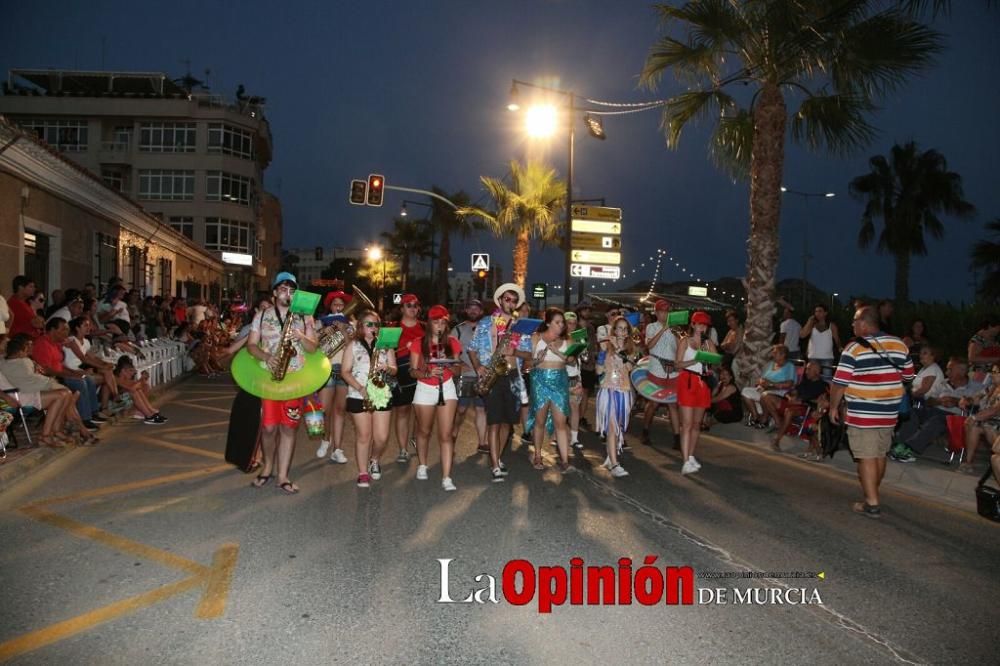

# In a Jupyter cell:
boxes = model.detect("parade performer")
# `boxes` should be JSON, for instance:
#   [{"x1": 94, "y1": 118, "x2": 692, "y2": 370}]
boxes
[
  {"x1": 469, "y1": 283, "x2": 528, "y2": 483},
  {"x1": 563, "y1": 311, "x2": 585, "y2": 449},
  {"x1": 641, "y1": 299, "x2": 681, "y2": 448},
  {"x1": 390, "y1": 294, "x2": 425, "y2": 463},
  {"x1": 315, "y1": 290, "x2": 352, "y2": 465},
  {"x1": 409, "y1": 305, "x2": 462, "y2": 491},
  {"x1": 452, "y1": 299, "x2": 487, "y2": 454},
  {"x1": 527, "y1": 307, "x2": 573, "y2": 473},
  {"x1": 597, "y1": 316, "x2": 637, "y2": 478},
  {"x1": 246, "y1": 272, "x2": 319, "y2": 494},
  {"x1": 341, "y1": 309, "x2": 397, "y2": 488},
  {"x1": 675, "y1": 311, "x2": 719, "y2": 475}
]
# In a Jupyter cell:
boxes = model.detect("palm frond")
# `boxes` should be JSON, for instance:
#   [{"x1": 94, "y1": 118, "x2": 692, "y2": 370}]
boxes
[
  {"x1": 708, "y1": 108, "x2": 753, "y2": 179},
  {"x1": 640, "y1": 37, "x2": 722, "y2": 87},
  {"x1": 790, "y1": 93, "x2": 877, "y2": 155},
  {"x1": 660, "y1": 89, "x2": 738, "y2": 148}
]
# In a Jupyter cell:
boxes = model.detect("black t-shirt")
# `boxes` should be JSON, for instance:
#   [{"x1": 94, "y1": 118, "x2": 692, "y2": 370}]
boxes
[{"x1": 795, "y1": 376, "x2": 828, "y2": 403}]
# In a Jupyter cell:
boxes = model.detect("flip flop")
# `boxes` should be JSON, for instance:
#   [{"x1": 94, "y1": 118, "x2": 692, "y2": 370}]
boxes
[
  {"x1": 251, "y1": 474, "x2": 272, "y2": 488},
  {"x1": 277, "y1": 481, "x2": 299, "y2": 495}
]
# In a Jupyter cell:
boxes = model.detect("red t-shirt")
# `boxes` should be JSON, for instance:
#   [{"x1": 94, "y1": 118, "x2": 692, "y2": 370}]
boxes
[
  {"x1": 32, "y1": 334, "x2": 65, "y2": 374},
  {"x1": 408, "y1": 336, "x2": 462, "y2": 385},
  {"x1": 8, "y1": 296, "x2": 38, "y2": 338},
  {"x1": 395, "y1": 320, "x2": 425, "y2": 359}
]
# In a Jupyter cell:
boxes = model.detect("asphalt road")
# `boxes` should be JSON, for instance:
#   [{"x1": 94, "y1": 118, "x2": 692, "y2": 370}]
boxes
[{"x1": 0, "y1": 375, "x2": 997, "y2": 665}]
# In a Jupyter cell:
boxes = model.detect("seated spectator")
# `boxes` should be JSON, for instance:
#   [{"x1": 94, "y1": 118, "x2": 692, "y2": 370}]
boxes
[
  {"x1": 962, "y1": 365, "x2": 1000, "y2": 474},
  {"x1": 968, "y1": 319, "x2": 1000, "y2": 384},
  {"x1": 891, "y1": 357, "x2": 984, "y2": 463},
  {"x1": 46, "y1": 289, "x2": 83, "y2": 324},
  {"x1": 97, "y1": 286, "x2": 130, "y2": 327},
  {"x1": 741, "y1": 344, "x2": 796, "y2": 428},
  {"x1": 63, "y1": 316, "x2": 119, "y2": 413},
  {"x1": 704, "y1": 366, "x2": 742, "y2": 428},
  {"x1": 911, "y1": 346, "x2": 944, "y2": 404},
  {"x1": 0, "y1": 334, "x2": 97, "y2": 445},
  {"x1": 114, "y1": 357, "x2": 167, "y2": 424},
  {"x1": 903, "y1": 319, "x2": 930, "y2": 367},
  {"x1": 771, "y1": 360, "x2": 829, "y2": 455},
  {"x1": 31, "y1": 317, "x2": 106, "y2": 429}
]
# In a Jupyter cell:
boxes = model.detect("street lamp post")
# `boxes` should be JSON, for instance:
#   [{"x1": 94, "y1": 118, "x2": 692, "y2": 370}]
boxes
[{"x1": 780, "y1": 186, "x2": 836, "y2": 310}]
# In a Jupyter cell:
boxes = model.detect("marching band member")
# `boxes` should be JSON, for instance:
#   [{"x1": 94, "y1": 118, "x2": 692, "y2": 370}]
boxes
[
  {"x1": 391, "y1": 294, "x2": 425, "y2": 463},
  {"x1": 409, "y1": 305, "x2": 462, "y2": 491},
  {"x1": 596, "y1": 316, "x2": 637, "y2": 478},
  {"x1": 641, "y1": 299, "x2": 682, "y2": 448},
  {"x1": 452, "y1": 299, "x2": 487, "y2": 454},
  {"x1": 341, "y1": 309, "x2": 397, "y2": 488},
  {"x1": 247, "y1": 272, "x2": 318, "y2": 495},
  {"x1": 675, "y1": 311, "x2": 718, "y2": 475},
  {"x1": 527, "y1": 307, "x2": 573, "y2": 473},
  {"x1": 315, "y1": 290, "x2": 352, "y2": 465},
  {"x1": 563, "y1": 311, "x2": 585, "y2": 450}
]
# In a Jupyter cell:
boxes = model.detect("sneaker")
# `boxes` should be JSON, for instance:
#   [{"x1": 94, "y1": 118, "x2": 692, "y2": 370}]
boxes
[
  {"x1": 416, "y1": 464, "x2": 429, "y2": 480},
  {"x1": 491, "y1": 467, "x2": 505, "y2": 483},
  {"x1": 498, "y1": 462, "x2": 509, "y2": 476},
  {"x1": 143, "y1": 415, "x2": 163, "y2": 425},
  {"x1": 90, "y1": 414, "x2": 109, "y2": 423},
  {"x1": 572, "y1": 440, "x2": 583, "y2": 450},
  {"x1": 610, "y1": 464, "x2": 629, "y2": 478},
  {"x1": 396, "y1": 449, "x2": 410, "y2": 463},
  {"x1": 689, "y1": 456, "x2": 701, "y2": 470},
  {"x1": 890, "y1": 444, "x2": 916, "y2": 463},
  {"x1": 477, "y1": 443, "x2": 490, "y2": 455},
  {"x1": 357, "y1": 473, "x2": 371, "y2": 488},
  {"x1": 329, "y1": 448, "x2": 348, "y2": 464},
  {"x1": 602, "y1": 457, "x2": 612, "y2": 469},
  {"x1": 681, "y1": 459, "x2": 698, "y2": 475},
  {"x1": 151, "y1": 414, "x2": 168, "y2": 424},
  {"x1": 316, "y1": 440, "x2": 331, "y2": 458},
  {"x1": 442, "y1": 477, "x2": 457, "y2": 492},
  {"x1": 368, "y1": 461, "x2": 382, "y2": 480},
  {"x1": 550, "y1": 439, "x2": 558, "y2": 448},
  {"x1": 83, "y1": 420, "x2": 101, "y2": 431}
]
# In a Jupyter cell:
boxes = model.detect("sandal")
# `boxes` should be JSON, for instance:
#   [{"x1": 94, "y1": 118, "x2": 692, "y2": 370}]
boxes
[
  {"x1": 251, "y1": 474, "x2": 272, "y2": 488},
  {"x1": 532, "y1": 455, "x2": 545, "y2": 470},
  {"x1": 852, "y1": 501, "x2": 881, "y2": 519},
  {"x1": 277, "y1": 481, "x2": 299, "y2": 495},
  {"x1": 38, "y1": 434, "x2": 66, "y2": 448}
]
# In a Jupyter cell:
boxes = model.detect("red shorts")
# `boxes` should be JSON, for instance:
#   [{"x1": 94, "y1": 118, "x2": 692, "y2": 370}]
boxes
[
  {"x1": 777, "y1": 400, "x2": 809, "y2": 419},
  {"x1": 262, "y1": 398, "x2": 304, "y2": 428},
  {"x1": 677, "y1": 372, "x2": 711, "y2": 409}
]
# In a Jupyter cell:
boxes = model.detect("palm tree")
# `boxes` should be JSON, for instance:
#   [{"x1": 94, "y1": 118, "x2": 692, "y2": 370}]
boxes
[
  {"x1": 459, "y1": 160, "x2": 566, "y2": 288},
  {"x1": 850, "y1": 141, "x2": 975, "y2": 302},
  {"x1": 430, "y1": 187, "x2": 477, "y2": 304},
  {"x1": 971, "y1": 219, "x2": 1000, "y2": 303},
  {"x1": 379, "y1": 218, "x2": 433, "y2": 291},
  {"x1": 639, "y1": 1, "x2": 942, "y2": 382}
]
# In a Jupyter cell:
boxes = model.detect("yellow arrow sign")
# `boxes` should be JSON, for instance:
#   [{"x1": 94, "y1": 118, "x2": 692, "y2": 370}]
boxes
[
  {"x1": 817, "y1": 571, "x2": 826, "y2": 580},
  {"x1": 571, "y1": 249, "x2": 621, "y2": 265},
  {"x1": 571, "y1": 219, "x2": 621, "y2": 235}
]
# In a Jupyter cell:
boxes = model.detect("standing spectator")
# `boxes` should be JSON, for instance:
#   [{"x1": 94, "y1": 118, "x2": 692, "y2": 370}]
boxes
[
  {"x1": 188, "y1": 299, "x2": 208, "y2": 326},
  {"x1": 877, "y1": 299, "x2": 895, "y2": 336},
  {"x1": 800, "y1": 303, "x2": 842, "y2": 380},
  {"x1": 719, "y1": 309, "x2": 744, "y2": 364},
  {"x1": 903, "y1": 319, "x2": 930, "y2": 366},
  {"x1": 8, "y1": 275, "x2": 40, "y2": 338},
  {"x1": 830, "y1": 306, "x2": 914, "y2": 518},
  {"x1": 778, "y1": 301, "x2": 802, "y2": 362}
]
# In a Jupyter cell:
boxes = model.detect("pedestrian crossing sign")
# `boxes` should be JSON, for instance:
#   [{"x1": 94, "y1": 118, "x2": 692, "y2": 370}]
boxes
[{"x1": 471, "y1": 253, "x2": 490, "y2": 271}]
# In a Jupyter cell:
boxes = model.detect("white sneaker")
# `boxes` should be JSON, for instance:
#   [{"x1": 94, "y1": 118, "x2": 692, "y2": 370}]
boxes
[
  {"x1": 442, "y1": 477, "x2": 457, "y2": 492},
  {"x1": 368, "y1": 461, "x2": 382, "y2": 480},
  {"x1": 329, "y1": 448, "x2": 348, "y2": 464},
  {"x1": 602, "y1": 457, "x2": 612, "y2": 469},
  {"x1": 416, "y1": 464, "x2": 429, "y2": 480},
  {"x1": 689, "y1": 456, "x2": 701, "y2": 470},
  {"x1": 316, "y1": 440, "x2": 331, "y2": 458},
  {"x1": 610, "y1": 464, "x2": 629, "y2": 478},
  {"x1": 681, "y1": 459, "x2": 698, "y2": 475}
]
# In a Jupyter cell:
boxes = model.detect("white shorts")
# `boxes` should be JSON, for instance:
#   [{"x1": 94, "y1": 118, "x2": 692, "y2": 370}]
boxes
[{"x1": 413, "y1": 380, "x2": 458, "y2": 406}]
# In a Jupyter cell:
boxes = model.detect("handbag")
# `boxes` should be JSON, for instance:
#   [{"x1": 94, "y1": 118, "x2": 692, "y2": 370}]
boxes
[{"x1": 975, "y1": 466, "x2": 1000, "y2": 522}]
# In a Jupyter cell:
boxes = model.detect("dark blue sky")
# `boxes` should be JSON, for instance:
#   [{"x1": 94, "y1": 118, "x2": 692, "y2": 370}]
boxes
[{"x1": 3, "y1": 1, "x2": 998, "y2": 302}]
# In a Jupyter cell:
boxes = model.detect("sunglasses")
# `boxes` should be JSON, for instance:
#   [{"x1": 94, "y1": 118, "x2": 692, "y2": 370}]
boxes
[{"x1": 363, "y1": 321, "x2": 381, "y2": 328}]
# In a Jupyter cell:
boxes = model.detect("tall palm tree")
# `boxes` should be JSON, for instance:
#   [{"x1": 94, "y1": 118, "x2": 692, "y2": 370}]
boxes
[
  {"x1": 380, "y1": 218, "x2": 433, "y2": 291},
  {"x1": 430, "y1": 186, "x2": 477, "y2": 303},
  {"x1": 639, "y1": 0, "x2": 942, "y2": 382},
  {"x1": 971, "y1": 219, "x2": 1000, "y2": 304},
  {"x1": 850, "y1": 141, "x2": 974, "y2": 302},
  {"x1": 459, "y1": 160, "x2": 566, "y2": 288}
]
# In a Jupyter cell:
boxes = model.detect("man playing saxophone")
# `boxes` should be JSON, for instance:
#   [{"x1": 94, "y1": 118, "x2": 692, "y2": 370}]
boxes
[
  {"x1": 468, "y1": 283, "x2": 530, "y2": 483},
  {"x1": 247, "y1": 272, "x2": 318, "y2": 495}
]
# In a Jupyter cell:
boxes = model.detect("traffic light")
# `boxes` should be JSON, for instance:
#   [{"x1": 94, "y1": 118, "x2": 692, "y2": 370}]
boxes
[
  {"x1": 476, "y1": 269, "x2": 488, "y2": 281},
  {"x1": 349, "y1": 179, "x2": 367, "y2": 205},
  {"x1": 367, "y1": 174, "x2": 385, "y2": 207}
]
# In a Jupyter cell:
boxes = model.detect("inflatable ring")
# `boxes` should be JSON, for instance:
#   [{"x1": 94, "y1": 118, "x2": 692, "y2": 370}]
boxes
[
  {"x1": 630, "y1": 355, "x2": 677, "y2": 404},
  {"x1": 231, "y1": 349, "x2": 332, "y2": 400}
]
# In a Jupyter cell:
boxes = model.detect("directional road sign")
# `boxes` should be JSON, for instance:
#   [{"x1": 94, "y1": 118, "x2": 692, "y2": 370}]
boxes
[
  {"x1": 571, "y1": 233, "x2": 621, "y2": 251},
  {"x1": 571, "y1": 263, "x2": 621, "y2": 279},
  {"x1": 570, "y1": 249, "x2": 621, "y2": 265},
  {"x1": 471, "y1": 253, "x2": 490, "y2": 271},
  {"x1": 571, "y1": 219, "x2": 621, "y2": 235},
  {"x1": 570, "y1": 205, "x2": 622, "y2": 222}
]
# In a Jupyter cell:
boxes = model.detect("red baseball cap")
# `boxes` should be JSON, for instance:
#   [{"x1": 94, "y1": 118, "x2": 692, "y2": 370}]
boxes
[
  {"x1": 691, "y1": 311, "x2": 712, "y2": 326},
  {"x1": 323, "y1": 290, "x2": 352, "y2": 309},
  {"x1": 655, "y1": 299, "x2": 670, "y2": 311},
  {"x1": 428, "y1": 305, "x2": 450, "y2": 320},
  {"x1": 401, "y1": 294, "x2": 420, "y2": 305}
]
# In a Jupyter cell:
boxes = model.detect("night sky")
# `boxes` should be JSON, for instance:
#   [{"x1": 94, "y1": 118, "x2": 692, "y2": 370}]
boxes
[{"x1": 3, "y1": 1, "x2": 998, "y2": 303}]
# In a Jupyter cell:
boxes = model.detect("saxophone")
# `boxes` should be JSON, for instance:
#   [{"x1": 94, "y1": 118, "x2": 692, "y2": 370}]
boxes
[
  {"x1": 476, "y1": 312, "x2": 519, "y2": 396},
  {"x1": 270, "y1": 311, "x2": 297, "y2": 381},
  {"x1": 363, "y1": 347, "x2": 387, "y2": 412}
]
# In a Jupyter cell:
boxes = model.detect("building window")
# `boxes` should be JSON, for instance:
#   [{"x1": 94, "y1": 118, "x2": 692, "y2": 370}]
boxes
[
  {"x1": 205, "y1": 217, "x2": 254, "y2": 254},
  {"x1": 168, "y1": 216, "x2": 194, "y2": 240},
  {"x1": 158, "y1": 258, "x2": 173, "y2": 297},
  {"x1": 207, "y1": 123, "x2": 255, "y2": 160},
  {"x1": 138, "y1": 122, "x2": 196, "y2": 153},
  {"x1": 101, "y1": 168, "x2": 128, "y2": 193},
  {"x1": 18, "y1": 119, "x2": 89, "y2": 151},
  {"x1": 94, "y1": 232, "x2": 119, "y2": 291},
  {"x1": 206, "y1": 171, "x2": 254, "y2": 207},
  {"x1": 124, "y1": 245, "x2": 146, "y2": 293},
  {"x1": 138, "y1": 169, "x2": 195, "y2": 201}
]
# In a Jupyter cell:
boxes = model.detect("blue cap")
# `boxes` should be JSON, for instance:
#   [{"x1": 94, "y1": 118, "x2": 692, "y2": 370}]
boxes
[{"x1": 272, "y1": 271, "x2": 298, "y2": 288}]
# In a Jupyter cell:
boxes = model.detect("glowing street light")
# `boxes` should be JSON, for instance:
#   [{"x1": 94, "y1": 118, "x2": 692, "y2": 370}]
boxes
[{"x1": 524, "y1": 104, "x2": 558, "y2": 138}]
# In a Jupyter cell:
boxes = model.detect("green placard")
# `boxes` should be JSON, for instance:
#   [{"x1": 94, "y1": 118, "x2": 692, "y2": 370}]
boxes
[
  {"x1": 375, "y1": 327, "x2": 403, "y2": 349},
  {"x1": 694, "y1": 350, "x2": 723, "y2": 365},
  {"x1": 532, "y1": 283, "x2": 546, "y2": 299},
  {"x1": 290, "y1": 289, "x2": 321, "y2": 315},
  {"x1": 667, "y1": 310, "x2": 690, "y2": 327},
  {"x1": 566, "y1": 328, "x2": 588, "y2": 356}
]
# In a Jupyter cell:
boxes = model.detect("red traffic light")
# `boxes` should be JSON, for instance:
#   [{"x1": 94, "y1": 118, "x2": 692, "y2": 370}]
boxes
[{"x1": 367, "y1": 173, "x2": 385, "y2": 207}]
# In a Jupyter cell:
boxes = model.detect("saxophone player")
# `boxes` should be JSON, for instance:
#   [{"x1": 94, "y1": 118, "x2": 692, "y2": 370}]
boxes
[
  {"x1": 247, "y1": 272, "x2": 318, "y2": 495},
  {"x1": 468, "y1": 283, "x2": 530, "y2": 483}
]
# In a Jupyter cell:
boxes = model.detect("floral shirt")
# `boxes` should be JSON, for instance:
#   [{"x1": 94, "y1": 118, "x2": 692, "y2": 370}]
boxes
[{"x1": 250, "y1": 306, "x2": 313, "y2": 374}]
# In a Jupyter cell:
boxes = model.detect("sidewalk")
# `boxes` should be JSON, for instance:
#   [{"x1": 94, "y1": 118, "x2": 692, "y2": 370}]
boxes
[{"x1": 696, "y1": 418, "x2": 989, "y2": 513}]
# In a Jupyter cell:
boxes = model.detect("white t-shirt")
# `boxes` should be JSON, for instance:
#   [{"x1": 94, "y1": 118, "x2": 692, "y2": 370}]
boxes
[
  {"x1": 912, "y1": 363, "x2": 944, "y2": 398},
  {"x1": 63, "y1": 337, "x2": 91, "y2": 371},
  {"x1": 927, "y1": 378, "x2": 983, "y2": 415},
  {"x1": 47, "y1": 306, "x2": 72, "y2": 324},
  {"x1": 808, "y1": 326, "x2": 835, "y2": 359},
  {"x1": 780, "y1": 317, "x2": 802, "y2": 353},
  {"x1": 99, "y1": 300, "x2": 130, "y2": 324},
  {"x1": 189, "y1": 304, "x2": 208, "y2": 326},
  {"x1": 645, "y1": 321, "x2": 678, "y2": 379}
]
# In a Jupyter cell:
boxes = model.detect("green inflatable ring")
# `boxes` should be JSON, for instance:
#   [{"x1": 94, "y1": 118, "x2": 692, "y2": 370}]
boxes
[{"x1": 231, "y1": 349, "x2": 332, "y2": 400}]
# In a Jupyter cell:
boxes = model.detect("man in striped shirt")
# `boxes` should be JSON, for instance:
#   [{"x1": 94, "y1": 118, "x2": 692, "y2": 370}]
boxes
[{"x1": 829, "y1": 306, "x2": 914, "y2": 518}]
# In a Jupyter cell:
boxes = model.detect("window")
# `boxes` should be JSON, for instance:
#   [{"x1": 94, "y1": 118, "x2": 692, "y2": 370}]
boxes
[
  {"x1": 138, "y1": 122, "x2": 196, "y2": 152},
  {"x1": 207, "y1": 123, "x2": 255, "y2": 159},
  {"x1": 94, "y1": 232, "x2": 119, "y2": 290},
  {"x1": 19, "y1": 119, "x2": 89, "y2": 151},
  {"x1": 205, "y1": 217, "x2": 254, "y2": 253},
  {"x1": 168, "y1": 216, "x2": 194, "y2": 240},
  {"x1": 138, "y1": 170, "x2": 195, "y2": 201},
  {"x1": 101, "y1": 168, "x2": 128, "y2": 193},
  {"x1": 206, "y1": 171, "x2": 254, "y2": 207},
  {"x1": 159, "y1": 258, "x2": 173, "y2": 297},
  {"x1": 124, "y1": 246, "x2": 146, "y2": 293}
]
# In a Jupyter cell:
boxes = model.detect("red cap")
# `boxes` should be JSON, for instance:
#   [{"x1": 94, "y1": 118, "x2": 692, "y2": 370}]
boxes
[
  {"x1": 655, "y1": 299, "x2": 670, "y2": 311},
  {"x1": 691, "y1": 311, "x2": 712, "y2": 326},
  {"x1": 401, "y1": 293, "x2": 420, "y2": 305},
  {"x1": 323, "y1": 290, "x2": 352, "y2": 310},
  {"x1": 428, "y1": 305, "x2": 450, "y2": 320}
]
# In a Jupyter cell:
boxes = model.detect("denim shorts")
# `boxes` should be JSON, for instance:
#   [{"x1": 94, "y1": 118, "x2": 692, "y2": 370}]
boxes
[{"x1": 324, "y1": 364, "x2": 348, "y2": 389}]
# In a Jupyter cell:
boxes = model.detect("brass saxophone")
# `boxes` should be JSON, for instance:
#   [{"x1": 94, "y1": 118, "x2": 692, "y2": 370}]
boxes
[
  {"x1": 363, "y1": 347, "x2": 387, "y2": 412},
  {"x1": 317, "y1": 286, "x2": 374, "y2": 361},
  {"x1": 270, "y1": 311, "x2": 297, "y2": 381},
  {"x1": 476, "y1": 311, "x2": 518, "y2": 396}
]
